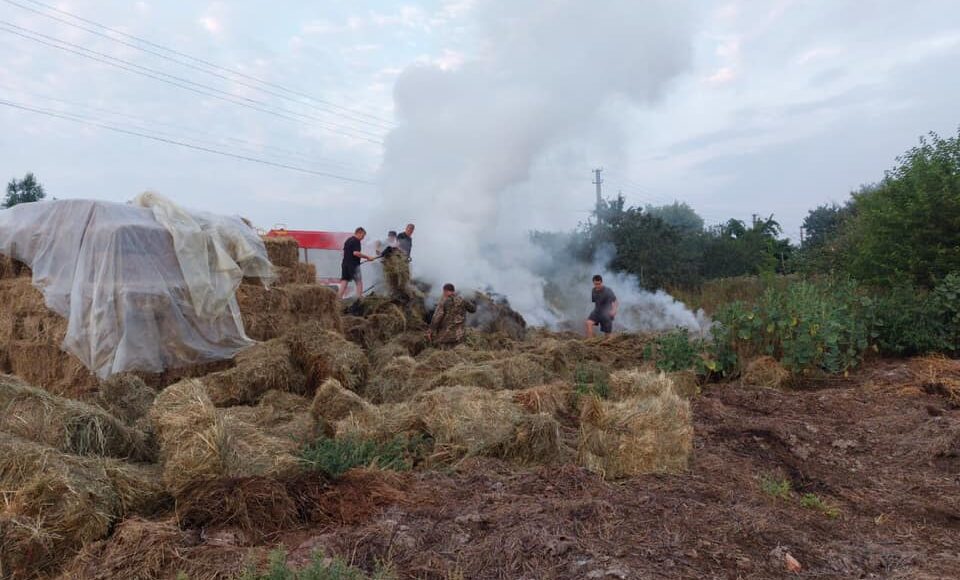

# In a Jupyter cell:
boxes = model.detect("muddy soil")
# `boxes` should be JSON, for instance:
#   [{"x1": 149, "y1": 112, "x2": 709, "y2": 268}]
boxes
[{"x1": 75, "y1": 359, "x2": 960, "y2": 579}]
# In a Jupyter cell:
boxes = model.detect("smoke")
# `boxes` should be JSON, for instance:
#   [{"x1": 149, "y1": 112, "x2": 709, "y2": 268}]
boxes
[{"x1": 374, "y1": 0, "x2": 703, "y2": 332}]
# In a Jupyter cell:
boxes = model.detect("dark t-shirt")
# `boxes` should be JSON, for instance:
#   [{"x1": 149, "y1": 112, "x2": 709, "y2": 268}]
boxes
[
  {"x1": 397, "y1": 232, "x2": 412, "y2": 256},
  {"x1": 343, "y1": 236, "x2": 361, "y2": 268},
  {"x1": 591, "y1": 286, "x2": 617, "y2": 315}
]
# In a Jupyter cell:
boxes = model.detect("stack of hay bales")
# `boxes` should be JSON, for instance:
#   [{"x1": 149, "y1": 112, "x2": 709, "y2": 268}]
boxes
[
  {"x1": 285, "y1": 322, "x2": 368, "y2": 393},
  {"x1": 236, "y1": 284, "x2": 343, "y2": 341},
  {"x1": 0, "y1": 271, "x2": 95, "y2": 394},
  {"x1": 577, "y1": 369, "x2": 693, "y2": 480},
  {"x1": 203, "y1": 339, "x2": 305, "y2": 405},
  {"x1": 0, "y1": 374, "x2": 154, "y2": 461},
  {"x1": 149, "y1": 379, "x2": 301, "y2": 497},
  {"x1": 0, "y1": 434, "x2": 168, "y2": 577}
]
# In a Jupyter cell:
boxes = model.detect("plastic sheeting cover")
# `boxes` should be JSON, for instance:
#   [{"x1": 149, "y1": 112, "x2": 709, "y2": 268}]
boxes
[{"x1": 0, "y1": 196, "x2": 275, "y2": 378}]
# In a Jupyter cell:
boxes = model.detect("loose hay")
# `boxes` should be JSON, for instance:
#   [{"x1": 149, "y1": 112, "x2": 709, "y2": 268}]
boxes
[
  {"x1": 431, "y1": 362, "x2": 503, "y2": 390},
  {"x1": 311, "y1": 378, "x2": 373, "y2": 423},
  {"x1": 366, "y1": 355, "x2": 422, "y2": 404},
  {"x1": 494, "y1": 354, "x2": 551, "y2": 390},
  {"x1": 263, "y1": 236, "x2": 299, "y2": 267},
  {"x1": 667, "y1": 370, "x2": 700, "y2": 399},
  {"x1": 608, "y1": 368, "x2": 676, "y2": 401},
  {"x1": 577, "y1": 389, "x2": 693, "y2": 479},
  {"x1": 512, "y1": 383, "x2": 573, "y2": 416},
  {"x1": 0, "y1": 374, "x2": 153, "y2": 461},
  {"x1": 742, "y1": 356, "x2": 791, "y2": 389},
  {"x1": 60, "y1": 517, "x2": 187, "y2": 580},
  {"x1": 150, "y1": 379, "x2": 300, "y2": 496},
  {"x1": 416, "y1": 386, "x2": 527, "y2": 458},
  {"x1": 286, "y1": 322, "x2": 368, "y2": 392},
  {"x1": 175, "y1": 476, "x2": 299, "y2": 536},
  {"x1": 204, "y1": 339, "x2": 305, "y2": 405},
  {"x1": 505, "y1": 413, "x2": 563, "y2": 465}
]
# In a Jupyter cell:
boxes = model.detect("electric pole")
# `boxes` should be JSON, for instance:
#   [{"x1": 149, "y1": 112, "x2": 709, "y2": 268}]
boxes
[{"x1": 593, "y1": 168, "x2": 603, "y2": 223}]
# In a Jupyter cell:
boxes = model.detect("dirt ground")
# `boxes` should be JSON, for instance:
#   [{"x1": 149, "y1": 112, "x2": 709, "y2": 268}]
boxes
[{"x1": 71, "y1": 358, "x2": 960, "y2": 580}]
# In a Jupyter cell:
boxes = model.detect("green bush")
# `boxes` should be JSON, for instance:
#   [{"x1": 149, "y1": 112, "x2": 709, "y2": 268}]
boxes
[
  {"x1": 299, "y1": 435, "x2": 425, "y2": 478},
  {"x1": 711, "y1": 278, "x2": 872, "y2": 374},
  {"x1": 869, "y1": 272, "x2": 960, "y2": 356},
  {"x1": 643, "y1": 329, "x2": 701, "y2": 372}
]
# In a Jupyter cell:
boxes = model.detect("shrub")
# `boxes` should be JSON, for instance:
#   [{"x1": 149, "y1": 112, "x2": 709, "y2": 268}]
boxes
[
  {"x1": 759, "y1": 475, "x2": 792, "y2": 499},
  {"x1": 643, "y1": 329, "x2": 701, "y2": 373}
]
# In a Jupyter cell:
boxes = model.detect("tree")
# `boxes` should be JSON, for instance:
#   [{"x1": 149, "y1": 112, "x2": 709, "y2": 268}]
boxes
[
  {"x1": 644, "y1": 201, "x2": 704, "y2": 232},
  {"x1": 843, "y1": 130, "x2": 960, "y2": 287},
  {"x1": 3, "y1": 173, "x2": 46, "y2": 208}
]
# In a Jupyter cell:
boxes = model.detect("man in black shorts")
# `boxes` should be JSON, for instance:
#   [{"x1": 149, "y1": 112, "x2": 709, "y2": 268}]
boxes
[
  {"x1": 585, "y1": 274, "x2": 618, "y2": 337},
  {"x1": 338, "y1": 227, "x2": 375, "y2": 299}
]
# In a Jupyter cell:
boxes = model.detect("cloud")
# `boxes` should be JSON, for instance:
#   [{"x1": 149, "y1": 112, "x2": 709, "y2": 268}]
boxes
[{"x1": 705, "y1": 66, "x2": 736, "y2": 85}]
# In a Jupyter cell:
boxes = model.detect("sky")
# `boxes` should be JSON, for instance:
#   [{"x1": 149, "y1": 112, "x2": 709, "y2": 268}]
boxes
[{"x1": 2, "y1": 0, "x2": 959, "y2": 247}]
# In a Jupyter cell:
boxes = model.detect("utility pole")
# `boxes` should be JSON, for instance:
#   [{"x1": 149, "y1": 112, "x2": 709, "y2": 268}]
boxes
[{"x1": 593, "y1": 168, "x2": 603, "y2": 223}]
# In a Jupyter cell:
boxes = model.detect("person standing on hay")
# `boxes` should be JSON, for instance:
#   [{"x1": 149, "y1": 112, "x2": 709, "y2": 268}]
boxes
[
  {"x1": 397, "y1": 223, "x2": 415, "y2": 259},
  {"x1": 338, "y1": 227, "x2": 375, "y2": 299},
  {"x1": 428, "y1": 283, "x2": 476, "y2": 347},
  {"x1": 585, "y1": 274, "x2": 618, "y2": 338}
]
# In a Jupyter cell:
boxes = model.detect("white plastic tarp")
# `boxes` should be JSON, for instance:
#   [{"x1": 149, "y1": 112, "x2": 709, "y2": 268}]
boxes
[{"x1": 0, "y1": 196, "x2": 274, "y2": 378}]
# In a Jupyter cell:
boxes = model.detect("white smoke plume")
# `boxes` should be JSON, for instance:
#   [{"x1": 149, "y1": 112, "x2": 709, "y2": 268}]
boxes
[{"x1": 374, "y1": 0, "x2": 704, "y2": 332}]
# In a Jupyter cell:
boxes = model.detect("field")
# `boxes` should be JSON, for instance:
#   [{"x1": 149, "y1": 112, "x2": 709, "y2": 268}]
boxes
[{"x1": 0, "y1": 242, "x2": 958, "y2": 579}]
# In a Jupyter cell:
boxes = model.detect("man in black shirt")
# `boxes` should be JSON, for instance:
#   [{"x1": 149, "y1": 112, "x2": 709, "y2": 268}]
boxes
[
  {"x1": 338, "y1": 227, "x2": 375, "y2": 299},
  {"x1": 585, "y1": 274, "x2": 618, "y2": 337},
  {"x1": 397, "y1": 223, "x2": 415, "y2": 258}
]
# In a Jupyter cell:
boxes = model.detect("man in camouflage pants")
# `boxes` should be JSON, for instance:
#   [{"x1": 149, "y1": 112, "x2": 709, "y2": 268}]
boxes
[{"x1": 428, "y1": 283, "x2": 476, "y2": 347}]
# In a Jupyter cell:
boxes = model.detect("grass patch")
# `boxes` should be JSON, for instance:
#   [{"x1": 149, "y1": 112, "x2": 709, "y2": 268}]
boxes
[
  {"x1": 574, "y1": 363, "x2": 610, "y2": 399},
  {"x1": 759, "y1": 475, "x2": 792, "y2": 499},
  {"x1": 299, "y1": 434, "x2": 427, "y2": 478},
  {"x1": 800, "y1": 493, "x2": 840, "y2": 518},
  {"x1": 238, "y1": 549, "x2": 393, "y2": 580}
]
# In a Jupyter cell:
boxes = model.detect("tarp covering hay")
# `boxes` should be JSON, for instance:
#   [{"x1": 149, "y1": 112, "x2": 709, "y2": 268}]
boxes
[
  {"x1": 203, "y1": 338, "x2": 305, "y2": 405},
  {"x1": 608, "y1": 368, "x2": 675, "y2": 401},
  {"x1": 577, "y1": 387, "x2": 693, "y2": 479},
  {"x1": 742, "y1": 355, "x2": 791, "y2": 389},
  {"x1": 311, "y1": 378, "x2": 373, "y2": 423},
  {"x1": 263, "y1": 236, "x2": 299, "y2": 267},
  {"x1": 0, "y1": 197, "x2": 274, "y2": 379},
  {"x1": 285, "y1": 322, "x2": 368, "y2": 392},
  {"x1": 0, "y1": 374, "x2": 153, "y2": 461},
  {"x1": 149, "y1": 379, "x2": 300, "y2": 496},
  {"x1": 0, "y1": 434, "x2": 169, "y2": 577}
]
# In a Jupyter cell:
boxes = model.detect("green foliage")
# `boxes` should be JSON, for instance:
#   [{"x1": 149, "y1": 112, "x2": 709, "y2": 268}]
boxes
[
  {"x1": 299, "y1": 435, "x2": 425, "y2": 478},
  {"x1": 239, "y1": 549, "x2": 391, "y2": 580},
  {"x1": 643, "y1": 201, "x2": 704, "y2": 232},
  {"x1": 759, "y1": 475, "x2": 792, "y2": 499},
  {"x1": 3, "y1": 172, "x2": 46, "y2": 208},
  {"x1": 799, "y1": 493, "x2": 840, "y2": 518},
  {"x1": 712, "y1": 278, "x2": 872, "y2": 374},
  {"x1": 842, "y1": 130, "x2": 960, "y2": 287},
  {"x1": 869, "y1": 272, "x2": 960, "y2": 355},
  {"x1": 573, "y1": 363, "x2": 610, "y2": 399},
  {"x1": 643, "y1": 329, "x2": 700, "y2": 372}
]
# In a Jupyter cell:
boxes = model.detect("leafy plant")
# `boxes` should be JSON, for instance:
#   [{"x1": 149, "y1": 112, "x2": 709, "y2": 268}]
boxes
[
  {"x1": 299, "y1": 435, "x2": 426, "y2": 478},
  {"x1": 574, "y1": 363, "x2": 610, "y2": 399},
  {"x1": 239, "y1": 549, "x2": 393, "y2": 580},
  {"x1": 644, "y1": 329, "x2": 700, "y2": 373}
]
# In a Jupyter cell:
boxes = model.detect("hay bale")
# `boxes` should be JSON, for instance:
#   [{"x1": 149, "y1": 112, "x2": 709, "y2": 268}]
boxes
[
  {"x1": 742, "y1": 356, "x2": 791, "y2": 389},
  {"x1": 667, "y1": 370, "x2": 700, "y2": 399},
  {"x1": 286, "y1": 322, "x2": 368, "y2": 392},
  {"x1": 416, "y1": 386, "x2": 522, "y2": 458},
  {"x1": 219, "y1": 391, "x2": 317, "y2": 444},
  {"x1": 273, "y1": 262, "x2": 317, "y2": 285},
  {"x1": 342, "y1": 315, "x2": 375, "y2": 349},
  {"x1": 263, "y1": 236, "x2": 299, "y2": 267},
  {"x1": 494, "y1": 354, "x2": 551, "y2": 390},
  {"x1": 366, "y1": 355, "x2": 423, "y2": 404},
  {"x1": 368, "y1": 304, "x2": 408, "y2": 342},
  {"x1": 283, "y1": 284, "x2": 343, "y2": 333},
  {"x1": 608, "y1": 368, "x2": 675, "y2": 401},
  {"x1": 381, "y1": 253, "x2": 411, "y2": 296},
  {"x1": 59, "y1": 517, "x2": 188, "y2": 580},
  {"x1": 505, "y1": 413, "x2": 563, "y2": 465},
  {"x1": 0, "y1": 253, "x2": 31, "y2": 279},
  {"x1": 369, "y1": 341, "x2": 410, "y2": 370},
  {"x1": 577, "y1": 389, "x2": 693, "y2": 480},
  {"x1": 310, "y1": 378, "x2": 372, "y2": 423},
  {"x1": 0, "y1": 435, "x2": 170, "y2": 577},
  {"x1": 150, "y1": 379, "x2": 300, "y2": 496},
  {"x1": 235, "y1": 284, "x2": 291, "y2": 341},
  {"x1": 175, "y1": 476, "x2": 299, "y2": 536},
  {"x1": 204, "y1": 339, "x2": 305, "y2": 405},
  {"x1": 0, "y1": 374, "x2": 153, "y2": 461},
  {"x1": 430, "y1": 362, "x2": 503, "y2": 390},
  {"x1": 512, "y1": 382, "x2": 573, "y2": 416},
  {"x1": 96, "y1": 374, "x2": 156, "y2": 426}
]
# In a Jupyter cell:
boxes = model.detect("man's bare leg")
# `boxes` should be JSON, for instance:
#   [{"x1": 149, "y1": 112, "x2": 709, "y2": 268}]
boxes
[
  {"x1": 585, "y1": 319, "x2": 594, "y2": 338},
  {"x1": 355, "y1": 279, "x2": 364, "y2": 298},
  {"x1": 337, "y1": 280, "x2": 348, "y2": 299}
]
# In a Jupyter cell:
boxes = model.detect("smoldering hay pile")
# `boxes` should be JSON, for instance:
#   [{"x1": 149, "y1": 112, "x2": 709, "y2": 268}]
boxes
[{"x1": 0, "y1": 225, "x2": 695, "y2": 579}]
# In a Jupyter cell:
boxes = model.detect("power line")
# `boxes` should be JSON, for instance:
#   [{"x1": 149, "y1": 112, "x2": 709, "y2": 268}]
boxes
[
  {"x1": 5, "y1": 0, "x2": 395, "y2": 128},
  {"x1": 0, "y1": 83, "x2": 376, "y2": 174},
  {"x1": 0, "y1": 21, "x2": 386, "y2": 144},
  {"x1": 0, "y1": 97, "x2": 376, "y2": 183}
]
